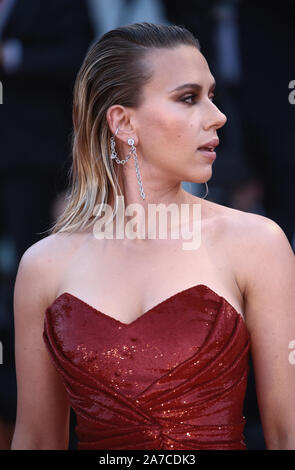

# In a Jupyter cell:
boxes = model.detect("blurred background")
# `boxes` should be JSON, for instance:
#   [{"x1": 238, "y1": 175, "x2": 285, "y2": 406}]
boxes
[{"x1": 0, "y1": 0, "x2": 294, "y2": 450}]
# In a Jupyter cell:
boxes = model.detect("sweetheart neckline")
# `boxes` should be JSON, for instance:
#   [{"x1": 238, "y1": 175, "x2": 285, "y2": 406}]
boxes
[{"x1": 48, "y1": 284, "x2": 245, "y2": 327}]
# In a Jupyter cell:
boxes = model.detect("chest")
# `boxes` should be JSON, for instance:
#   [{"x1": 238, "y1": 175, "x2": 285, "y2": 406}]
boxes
[{"x1": 56, "y1": 226, "x2": 243, "y2": 324}]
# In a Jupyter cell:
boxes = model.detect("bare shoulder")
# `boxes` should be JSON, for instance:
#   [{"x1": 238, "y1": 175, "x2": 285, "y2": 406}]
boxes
[
  {"x1": 217, "y1": 202, "x2": 282, "y2": 240},
  {"x1": 216, "y1": 202, "x2": 294, "y2": 293},
  {"x1": 17, "y1": 231, "x2": 85, "y2": 308},
  {"x1": 199, "y1": 198, "x2": 294, "y2": 290},
  {"x1": 21, "y1": 231, "x2": 83, "y2": 264}
]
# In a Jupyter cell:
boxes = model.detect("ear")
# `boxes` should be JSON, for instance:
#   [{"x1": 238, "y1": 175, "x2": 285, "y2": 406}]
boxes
[{"x1": 106, "y1": 105, "x2": 138, "y2": 145}]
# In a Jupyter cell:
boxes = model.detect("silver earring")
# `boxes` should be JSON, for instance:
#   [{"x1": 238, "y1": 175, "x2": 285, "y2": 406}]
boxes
[
  {"x1": 110, "y1": 128, "x2": 132, "y2": 164},
  {"x1": 110, "y1": 128, "x2": 146, "y2": 200},
  {"x1": 127, "y1": 138, "x2": 145, "y2": 200}
]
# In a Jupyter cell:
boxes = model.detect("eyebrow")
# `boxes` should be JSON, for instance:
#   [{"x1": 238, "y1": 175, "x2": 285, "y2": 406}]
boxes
[{"x1": 169, "y1": 81, "x2": 216, "y2": 93}]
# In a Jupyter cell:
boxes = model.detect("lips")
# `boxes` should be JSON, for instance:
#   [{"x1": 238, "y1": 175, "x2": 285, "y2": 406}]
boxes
[{"x1": 198, "y1": 138, "x2": 219, "y2": 151}]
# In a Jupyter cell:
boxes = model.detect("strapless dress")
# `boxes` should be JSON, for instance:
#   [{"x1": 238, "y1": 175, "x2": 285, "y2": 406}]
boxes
[{"x1": 43, "y1": 283, "x2": 251, "y2": 450}]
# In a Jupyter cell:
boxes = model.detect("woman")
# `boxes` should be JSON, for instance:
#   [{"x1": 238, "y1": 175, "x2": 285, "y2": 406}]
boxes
[{"x1": 11, "y1": 23, "x2": 295, "y2": 450}]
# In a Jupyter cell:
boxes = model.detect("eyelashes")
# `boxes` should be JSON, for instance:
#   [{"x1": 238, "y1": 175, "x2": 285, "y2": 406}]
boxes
[
  {"x1": 181, "y1": 94, "x2": 197, "y2": 104},
  {"x1": 180, "y1": 94, "x2": 215, "y2": 104}
]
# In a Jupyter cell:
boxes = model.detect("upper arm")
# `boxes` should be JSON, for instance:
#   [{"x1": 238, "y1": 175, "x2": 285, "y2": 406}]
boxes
[
  {"x1": 11, "y1": 239, "x2": 70, "y2": 450},
  {"x1": 241, "y1": 216, "x2": 295, "y2": 449}
]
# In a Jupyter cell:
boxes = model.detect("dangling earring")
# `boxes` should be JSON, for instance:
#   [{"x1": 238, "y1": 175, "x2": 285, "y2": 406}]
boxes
[
  {"x1": 110, "y1": 127, "x2": 131, "y2": 164},
  {"x1": 127, "y1": 138, "x2": 145, "y2": 200},
  {"x1": 110, "y1": 127, "x2": 146, "y2": 200}
]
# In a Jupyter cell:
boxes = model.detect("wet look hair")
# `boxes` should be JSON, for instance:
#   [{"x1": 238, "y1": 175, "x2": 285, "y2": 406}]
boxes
[{"x1": 47, "y1": 22, "x2": 200, "y2": 235}]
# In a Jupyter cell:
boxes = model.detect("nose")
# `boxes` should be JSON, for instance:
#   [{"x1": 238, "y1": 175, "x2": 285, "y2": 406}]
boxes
[{"x1": 204, "y1": 102, "x2": 227, "y2": 131}]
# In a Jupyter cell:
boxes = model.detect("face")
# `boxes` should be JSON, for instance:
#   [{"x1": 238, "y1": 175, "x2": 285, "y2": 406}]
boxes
[{"x1": 132, "y1": 45, "x2": 227, "y2": 184}]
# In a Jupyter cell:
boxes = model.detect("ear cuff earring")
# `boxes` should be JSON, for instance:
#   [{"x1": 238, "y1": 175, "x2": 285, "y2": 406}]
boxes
[{"x1": 110, "y1": 127, "x2": 145, "y2": 200}]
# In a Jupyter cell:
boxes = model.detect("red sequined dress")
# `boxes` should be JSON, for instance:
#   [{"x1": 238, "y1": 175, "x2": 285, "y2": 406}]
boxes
[{"x1": 43, "y1": 284, "x2": 250, "y2": 450}]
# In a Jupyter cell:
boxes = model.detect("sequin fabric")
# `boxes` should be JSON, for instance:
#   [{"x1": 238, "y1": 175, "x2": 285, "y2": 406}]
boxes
[{"x1": 43, "y1": 284, "x2": 250, "y2": 450}]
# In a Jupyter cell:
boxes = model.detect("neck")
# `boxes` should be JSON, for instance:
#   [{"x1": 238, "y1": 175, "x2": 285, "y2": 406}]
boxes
[{"x1": 103, "y1": 184, "x2": 201, "y2": 243}]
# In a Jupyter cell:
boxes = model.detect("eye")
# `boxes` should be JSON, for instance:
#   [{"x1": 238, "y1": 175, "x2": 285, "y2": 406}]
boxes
[
  {"x1": 180, "y1": 93, "x2": 215, "y2": 104},
  {"x1": 180, "y1": 94, "x2": 198, "y2": 104}
]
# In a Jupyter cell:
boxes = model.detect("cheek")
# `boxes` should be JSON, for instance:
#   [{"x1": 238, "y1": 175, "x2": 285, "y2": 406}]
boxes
[{"x1": 137, "y1": 106, "x2": 193, "y2": 151}]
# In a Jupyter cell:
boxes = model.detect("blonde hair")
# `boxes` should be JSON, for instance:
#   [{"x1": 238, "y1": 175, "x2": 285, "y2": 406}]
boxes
[{"x1": 45, "y1": 22, "x2": 200, "y2": 235}]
